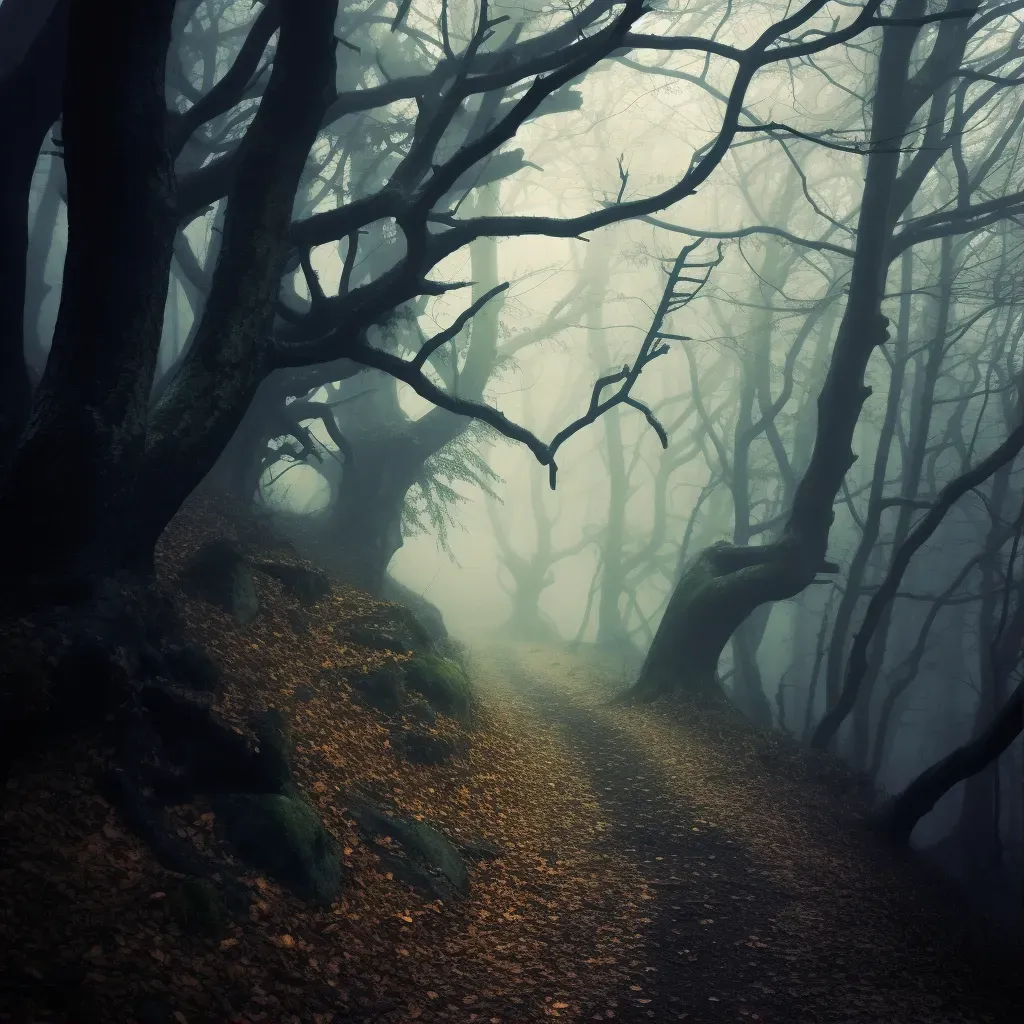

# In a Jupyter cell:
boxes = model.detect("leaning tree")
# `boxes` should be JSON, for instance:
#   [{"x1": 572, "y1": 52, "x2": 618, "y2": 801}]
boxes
[{"x1": 632, "y1": 0, "x2": 1024, "y2": 709}]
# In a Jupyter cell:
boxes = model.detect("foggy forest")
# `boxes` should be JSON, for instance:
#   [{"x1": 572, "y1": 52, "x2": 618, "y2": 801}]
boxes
[{"x1": 1, "y1": 0, "x2": 1022, "y2": 1021}]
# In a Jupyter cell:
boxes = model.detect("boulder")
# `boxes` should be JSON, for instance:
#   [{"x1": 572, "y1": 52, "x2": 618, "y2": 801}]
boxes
[
  {"x1": 350, "y1": 662, "x2": 406, "y2": 715},
  {"x1": 255, "y1": 561, "x2": 331, "y2": 605},
  {"x1": 163, "y1": 643, "x2": 222, "y2": 695},
  {"x1": 346, "y1": 798, "x2": 468, "y2": 901},
  {"x1": 405, "y1": 653, "x2": 472, "y2": 721},
  {"x1": 214, "y1": 792, "x2": 341, "y2": 907},
  {"x1": 404, "y1": 697, "x2": 437, "y2": 728},
  {"x1": 337, "y1": 604, "x2": 437, "y2": 656},
  {"x1": 456, "y1": 836, "x2": 505, "y2": 863},
  {"x1": 181, "y1": 538, "x2": 259, "y2": 626},
  {"x1": 249, "y1": 707, "x2": 292, "y2": 792},
  {"x1": 340, "y1": 621, "x2": 409, "y2": 654},
  {"x1": 380, "y1": 575, "x2": 448, "y2": 644}
]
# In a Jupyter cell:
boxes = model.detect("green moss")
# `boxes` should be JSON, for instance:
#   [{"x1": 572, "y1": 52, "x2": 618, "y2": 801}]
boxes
[
  {"x1": 404, "y1": 653, "x2": 473, "y2": 721},
  {"x1": 214, "y1": 793, "x2": 341, "y2": 907}
]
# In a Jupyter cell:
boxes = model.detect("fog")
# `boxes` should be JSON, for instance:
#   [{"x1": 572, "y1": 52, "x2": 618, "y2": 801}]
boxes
[
  {"x1": 24, "y1": 0, "x2": 1020, "y2": 906},
  {"x1": 3, "y1": 2, "x2": 1023, "y2": 1015}
]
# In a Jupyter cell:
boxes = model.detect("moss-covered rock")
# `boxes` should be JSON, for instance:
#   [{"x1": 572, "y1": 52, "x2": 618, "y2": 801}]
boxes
[
  {"x1": 350, "y1": 662, "x2": 406, "y2": 715},
  {"x1": 346, "y1": 798, "x2": 469, "y2": 900},
  {"x1": 404, "y1": 696, "x2": 437, "y2": 728},
  {"x1": 249, "y1": 707, "x2": 293, "y2": 792},
  {"x1": 404, "y1": 653, "x2": 472, "y2": 721},
  {"x1": 214, "y1": 793, "x2": 341, "y2": 906}
]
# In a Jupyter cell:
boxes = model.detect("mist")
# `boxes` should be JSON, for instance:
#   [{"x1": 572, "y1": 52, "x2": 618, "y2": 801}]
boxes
[{"x1": 1, "y1": 1, "x2": 1022, "y2": 1021}]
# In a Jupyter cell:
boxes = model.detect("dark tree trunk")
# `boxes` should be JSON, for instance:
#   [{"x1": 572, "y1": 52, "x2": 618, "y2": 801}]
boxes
[
  {"x1": 812, "y1": 418, "x2": 1024, "y2": 749},
  {"x1": 290, "y1": 193, "x2": 503, "y2": 594},
  {"x1": 325, "y1": 432, "x2": 415, "y2": 594},
  {"x1": 822, "y1": 247, "x2": 913, "y2": 717},
  {"x1": 630, "y1": 2, "x2": 929, "y2": 704},
  {"x1": 632, "y1": 543, "x2": 810, "y2": 702},
  {"x1": 732, "y1": 607, "x2": 773, "y2": 727},
  {"x1": 881, "y1": 681, "x2": 1023, "y2": 845},
  {"x1": 0, "y1": 0, "x2": 67, "y2": 468},
  {"x1": 0, "y1": 0, "x2": 176, "y2": 582},
  {"x1": 129, "y1": 0, "x2": 337, "y2": 568}
]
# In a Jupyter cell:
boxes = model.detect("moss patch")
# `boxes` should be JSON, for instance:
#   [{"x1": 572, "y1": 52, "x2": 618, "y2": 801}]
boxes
[{"x1": 405, "y1": 653, "x2": 473, "y2": 722}]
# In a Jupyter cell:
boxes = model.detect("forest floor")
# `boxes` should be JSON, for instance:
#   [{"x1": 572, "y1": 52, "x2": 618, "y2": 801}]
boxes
[
  {"x1": 1, "y1": 498, "x2": 1021, "y2": 1023},
  {"x1": 471, "y1": 643, "x2": 1023, "y2": 1024}
]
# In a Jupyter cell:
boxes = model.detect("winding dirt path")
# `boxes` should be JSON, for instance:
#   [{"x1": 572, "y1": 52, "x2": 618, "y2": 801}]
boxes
[{"x1": 473, "y1": 642, "x2": 1021, "y2": 1024}]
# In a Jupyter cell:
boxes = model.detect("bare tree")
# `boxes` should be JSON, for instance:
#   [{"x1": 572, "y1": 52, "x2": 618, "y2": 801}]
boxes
[{"x1": 632, "y1": 1, "x2": 1024, "y2": 710}]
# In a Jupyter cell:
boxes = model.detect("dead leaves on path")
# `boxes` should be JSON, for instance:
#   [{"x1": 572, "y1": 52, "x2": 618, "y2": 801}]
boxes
[{"x1": 1, "y1": 498, "x2": 654, "y2": 1024}]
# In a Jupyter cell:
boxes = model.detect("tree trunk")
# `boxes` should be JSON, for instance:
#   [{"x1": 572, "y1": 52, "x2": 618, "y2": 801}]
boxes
[
  {"x1": 630, "y1": 0, "x2": 925, "y2": 700},
  {"x1": 0, "y1": 0, "x2": 176, "y2": 583},
  {"x1": 129, "y1": 0, "x2": 337, "y2": 567},
  {"x1": 812, "y1": 418, "x2": 1024, "y2": 749},
  {"x1": 732, "y1": 607, "x2": 774, "y2": 727},
  {"x1": 823, "y1": 247, "x2": 914, "y2": 717},
  {"x1": 324, "y1": 431, "x2": 414, "y2": 594},
  {"x1": 0, "y1": 0, "x2": 67, "y2": 468},
  {"x1": 632, "y1": 542, "x2": 810, "y2": 701},
  {"x1": 881, "y1": 680, "x2": 1023, "y2": 845}
]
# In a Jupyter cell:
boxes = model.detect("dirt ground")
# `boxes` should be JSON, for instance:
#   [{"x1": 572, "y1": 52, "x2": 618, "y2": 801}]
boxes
[{"x1": 1, "y1": 523, "x2": 1020, "y2": 1024}]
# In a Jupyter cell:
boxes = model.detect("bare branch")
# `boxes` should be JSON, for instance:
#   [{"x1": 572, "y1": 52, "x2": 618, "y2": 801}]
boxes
[{"x1": 411, "y1": 282, "x2": 509, "y2": 370}]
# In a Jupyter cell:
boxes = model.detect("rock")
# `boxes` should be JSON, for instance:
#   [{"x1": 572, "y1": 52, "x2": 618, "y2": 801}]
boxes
[
  {"x1": 338, "y1": 603, "x2": 439, "y2": 657},
  {"x1": 380, "y1": 575, "x2": 448, "y2": 644},
  {"x1": 351, "y1": 662, "x2": 406, "y2": 715},
  {"x1": 404, "y1": 653, "x2": 472, "y2": 721},
  {"x1": 255, "y1": 561, "x2": 331, "y2": 605},
  {"x1": 249, "y1": 708, "x2": 292, "y2": 792},
  {"x1": 293, "y1": 684, "x2": 315, "y2": 703},
  {"x1": 404, "y1": 697, "x2": 437, "y2": 728},
  {"x1": 346, "y1": 798, "x2": 468, "y2": 900},
  {"x1": 339, "y1": 621, "x2": 410, "y2": 654},
  {"x1": 181, "y1": 538, "x2": 259, "y2": 626},
  {"x1": 163, "y1": 643, "x2": 222, "y2": 694},
  {"x1": 166, "y1": 877, "x2": 227, "y2": 937},
  {"x1": 391, "y1": 728, "x2": 462, "y2": 766},
  {"x1": 214, "y1": 792, "x2": 341, "y2": 907}
]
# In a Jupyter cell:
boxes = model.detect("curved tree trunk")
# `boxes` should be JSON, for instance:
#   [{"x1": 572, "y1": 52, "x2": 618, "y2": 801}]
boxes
[
  {"x1": 632, "y1": 542, "x2": 812, "y2": 702},
  {"x1": 881, "y1": 680, "x2": 1023, "y2": 845},
  {"x1": 812, "y1": 417, "x2": 1024, "y2": 749},
  {"x1": 0, "y1": 0, "x2": 67, "y2": 468},
  {"x1": 630, "y1": 1, "x2": 954, "y2": 706}
]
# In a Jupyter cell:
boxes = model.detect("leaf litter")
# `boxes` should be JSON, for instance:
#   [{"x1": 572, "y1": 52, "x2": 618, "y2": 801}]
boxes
[{"x1": 1, "y1": 498, "x2": 652, "y2": 1023}]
